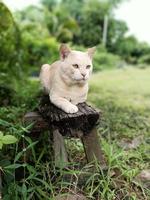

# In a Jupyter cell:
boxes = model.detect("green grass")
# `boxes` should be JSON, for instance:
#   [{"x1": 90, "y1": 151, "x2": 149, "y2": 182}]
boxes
[
  {"x1": 88, "y1": 67, "x2": 150, "y2": 199},
  {"x1": 0, "y1": 67, "x2": 150, "y2": 199},
  {"x1": 89, "y1": 67, "x2": 150, "y2": 109},
  {"x1": 89, "y1": 68, "x2": 150, "y2": 138}
]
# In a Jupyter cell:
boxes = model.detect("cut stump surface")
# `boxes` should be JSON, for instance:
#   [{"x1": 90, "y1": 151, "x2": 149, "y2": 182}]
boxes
[{"x1": 37, "y1": 95, "x2": 100, "y2": 136}]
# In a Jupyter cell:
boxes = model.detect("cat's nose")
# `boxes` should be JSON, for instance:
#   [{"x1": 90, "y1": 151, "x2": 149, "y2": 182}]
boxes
[{"x1": 81, "y1": 73, "x2": 86, "y2": 77}]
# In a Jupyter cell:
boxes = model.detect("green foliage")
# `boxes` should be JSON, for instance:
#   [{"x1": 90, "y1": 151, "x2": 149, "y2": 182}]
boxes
[
  {"x1": 138, "y1": 54, "x2": 150, "y2": 65},
  {"x1": 14, "y1": 5, "x2": 59, "y2": 74},
  {"x1": 15, "y1": 5, "x2": 45, "y2": 25},
  {"x1": 22, "y1": 36, "x2": 59, "y2": 73},
  {"x1": 73, "y1": 0, "x2": 109, "y2": 46},
  {"x1": 0, "y1": 85, "x2": 14, "y2": 106},
  {"x1": 0, "y1": 2, "x2": 23, "y2": 83},
  {"x1": 0, "y1": 131, "x2": 17, "y2": 149},
  {"x1": 7, "y1": 0, "x2": 149, "y2": 71},
  {"x1": 112, "y1": 36, "x2": 139, "y2": 62},
  {"x1": 94, "y1": 47, "x2": 121, "y2": 71},
  {"x1": 44, "y1": 5, "x2": 80, "y2": 42},
  {"x1": 106, "y1": 19, "x2": 128, "y2": 49},
  {"x1": 1, "y1": 0, "x2": 150, "y2": 76},
  {"x1": 41, "y1": 0, "x2": 59, "y2": 10}
]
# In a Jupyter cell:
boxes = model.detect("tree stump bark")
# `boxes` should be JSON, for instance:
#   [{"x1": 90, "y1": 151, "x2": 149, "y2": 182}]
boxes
[
  {"x1": 82, "y1": 128, "x2": 106, "y2": 167},
  {"x1": 53, "y1": 129, "x2": 68, "y2": 167},
  {"x1": 23, "y1": 95, "x2": 106, "y2": 169}
]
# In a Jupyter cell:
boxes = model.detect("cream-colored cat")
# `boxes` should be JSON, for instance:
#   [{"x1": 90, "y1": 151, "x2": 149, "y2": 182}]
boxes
[{"x1": 40, "y1": 44, "x2": 96, "y2": 113}]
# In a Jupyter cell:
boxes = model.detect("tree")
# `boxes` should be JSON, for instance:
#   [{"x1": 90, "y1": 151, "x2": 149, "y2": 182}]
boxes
[
  {"x1": 101, "y1": 0, "x2": 128, "y2": 46},
  {"x1": 107, "y1": 19, "x2": 128, "y2": 51},
  {"x1": 61, "y1": 0, "x2": 84, "y2": 19},
  {"x1": 0, "y1": 2, "x2": 22, "y2": 83},
  {"x1": 73, "y1": 0, "x2": 110, "y2": 46},
  {"x1": 41, "y1": 0, "x2": 59, "y2": 10},
  {"x1": 43, "y1": 3, "x2": 79, "y2": 42},
  {"x1": 111, "y1": 35, "x2": 140, "y2": 62},
  {"x1": 104, "y1": 0, "x2": 128, "y2": 10}
]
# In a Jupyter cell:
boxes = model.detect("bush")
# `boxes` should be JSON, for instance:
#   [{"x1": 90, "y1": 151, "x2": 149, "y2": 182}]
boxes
[
  {"x1": 138, "y1": 54, "x2": 150, "y2": 65},
  {"x1": 57, "y1": 28, "x2": 73, "y2": 42},
  {"x1": 94, "y1": 50, "x2": 121, "y2": 71},
  {"x1": 0, "y1": 2, "x2": 23, "y2": 82},
  {"x1": 22, "y1": 36, "x2": 59, "y2": 75},
  {"x1": 0, "y1": 86, "x2": 15, "y2": 106}
]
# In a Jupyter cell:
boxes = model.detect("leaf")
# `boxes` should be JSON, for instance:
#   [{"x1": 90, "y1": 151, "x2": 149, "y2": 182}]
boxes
[
  {"x1": 118, "y1": 136, "x2": 143, "y2": 150},
  {"x1": 136, "y1": 170, "x2": 150, "y2": 182},
  {"x1": 26, "y1": 164, "x2": 36, "y2": 174},
  {"x1": 22, "y1": 183, "x2": 27, "y2": 199},
  {"x1": 55, "y1": 194, "x2": 87, "y2": 200},
  {"x1": 2, "y1": 135, "x2": 17, "y2": 144},
  {"x1": 134, "y1": 170, "x2": 150, "y2": 189},
  {"x1": 14, "y1": 141, "x2": 38, "y2": 162},
  {"x1": 14, "y1": 151, "x2": 24, "y2": 163},
  {"x1": 35, "y1": 187, "x2": 50, "y2": 199},
  {"x1": 4, "y1": 163, "x2": 23, "y2": 169},
  {"x1": 0, "y1": 119, "x2": 12, "y2": 127}
]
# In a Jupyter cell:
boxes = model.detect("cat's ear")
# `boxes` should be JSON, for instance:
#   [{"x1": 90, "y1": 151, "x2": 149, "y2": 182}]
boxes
[
  {"x1": 87, "y1": 47, "x2": 96, "y2": 59},
  {"x1": 60, "y1": 44, "x2": 71, "y2": 60}
]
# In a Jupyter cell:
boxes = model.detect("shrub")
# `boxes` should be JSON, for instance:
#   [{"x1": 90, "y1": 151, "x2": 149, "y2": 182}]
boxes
[
  {"x1": 57, "y1": 28, "x2": 73, "y2": 42},
  {"x1": 94, "y1": 50, "x2": 121, "y2": 71},
  {"x1": 0, "y1": 86, "x2": 15, "y2": 106},
  {"x1": 138, "y1": 54, "x2": 150, "y2": 65},
  {"x1": 0, "y1": 2, "x2": 23, "y2": 82},
  {"x1": 22, "y1": 36, "x2": 59, "y2": 75}
]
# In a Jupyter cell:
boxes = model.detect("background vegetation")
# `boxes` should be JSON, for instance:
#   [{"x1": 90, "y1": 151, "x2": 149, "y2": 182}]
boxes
[{"x1": 0, "y1": 0, "x2": 150, "y2": 199}]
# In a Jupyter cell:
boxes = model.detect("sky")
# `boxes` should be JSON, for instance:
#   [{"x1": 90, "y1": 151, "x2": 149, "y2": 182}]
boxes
[
  {"x1": 115, "y1": 0, "x2": 150, "y2": 44},
  {"x1": 3, "y1": 0, "x2": 40, "y2": 10},
  {"x1": 3, "y1": 0, "x2": 150, "y2": 44}
]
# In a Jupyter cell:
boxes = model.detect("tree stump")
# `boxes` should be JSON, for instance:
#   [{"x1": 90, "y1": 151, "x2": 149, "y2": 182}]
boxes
[{"x1": 23, "y1": 95, "x2": 106, "y2": 168}]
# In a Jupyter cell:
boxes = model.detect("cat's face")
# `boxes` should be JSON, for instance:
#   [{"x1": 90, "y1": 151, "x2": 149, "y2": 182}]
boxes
[{"x1": 60, "y1": 44, "x2": 96, "y2": 84}]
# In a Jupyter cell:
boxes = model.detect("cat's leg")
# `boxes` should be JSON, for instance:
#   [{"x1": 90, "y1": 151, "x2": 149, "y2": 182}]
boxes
[{"x1": 50, "y1": 94, "x2": 78, "y2": 114}]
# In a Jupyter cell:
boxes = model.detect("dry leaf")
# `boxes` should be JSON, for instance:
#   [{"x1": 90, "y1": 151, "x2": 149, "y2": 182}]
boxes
[
  {"x1": 118, "y1": 136, "x2": 143, "y2": 150},
  {"x1": 134, "y1": 169, "x2": 150, "y2": 189},
  {"x1": 136, "y1": 170, "x2": 150, "y2": 181},
  {"x1": 54, "y1": 194, "x2": 87, "y2": 200}
]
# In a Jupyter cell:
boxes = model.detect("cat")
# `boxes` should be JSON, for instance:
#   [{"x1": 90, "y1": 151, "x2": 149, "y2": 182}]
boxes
[{"x1": 39, "y1": 44, "x2": 96, "y2": 114}]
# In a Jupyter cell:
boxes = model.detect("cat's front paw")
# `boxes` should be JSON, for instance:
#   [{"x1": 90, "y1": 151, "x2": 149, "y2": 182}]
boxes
[{"x1": 64, "y1": 104, "x2": 78, "y2": 114}]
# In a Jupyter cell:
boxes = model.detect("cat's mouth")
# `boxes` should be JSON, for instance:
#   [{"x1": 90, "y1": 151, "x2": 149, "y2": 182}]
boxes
[{"x1": 75, "y1": 77, "x2": 87, "y2": 82}]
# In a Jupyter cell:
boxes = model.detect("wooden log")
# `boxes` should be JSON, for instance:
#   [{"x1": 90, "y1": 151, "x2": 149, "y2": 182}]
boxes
[
  {"x1": 24, "y1": 113, "x2": 69, "y2": 167},
  {"x1": 53, "y1": 129, "x2": 68, "y2": 168},
  {"x1": 23, "y1": 112, "x2": 49, "y2": 135},
  {"x1": 23, "y1": 98, "x2": 100, "y2": 138},
  {"x1": 23, "y1": 95, "x2": 105, "y2": 169},
  {"x1": 38, "y1": 95, "x2": 100, "y2": 137},
  {"x1": 82, "y1": 128, "x2": 106, "y2": 168}
]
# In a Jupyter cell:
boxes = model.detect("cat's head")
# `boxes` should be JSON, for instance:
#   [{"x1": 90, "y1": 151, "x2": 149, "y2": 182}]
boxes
[{"x1": 59, "y1": 44, "x2": 96, "y2": 85}]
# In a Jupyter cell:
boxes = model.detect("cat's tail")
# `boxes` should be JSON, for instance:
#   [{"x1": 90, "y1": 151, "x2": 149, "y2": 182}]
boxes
[{"x1": 39, "y1": 64, "x2": 51, "y2": 93}]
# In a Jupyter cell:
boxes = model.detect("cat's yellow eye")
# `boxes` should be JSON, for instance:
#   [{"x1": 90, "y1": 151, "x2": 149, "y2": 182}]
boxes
[
  {"x1": 72, "y1": 64, "x2": 79, "y2": 69},
  {"x1": 86, "y1": 65, "x2": 91, "y2": 69}
]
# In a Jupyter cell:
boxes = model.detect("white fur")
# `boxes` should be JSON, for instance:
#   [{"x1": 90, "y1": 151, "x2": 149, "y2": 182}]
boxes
[{"x1": 39, "y1": 45, "x2": 95, "y2": 113}]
